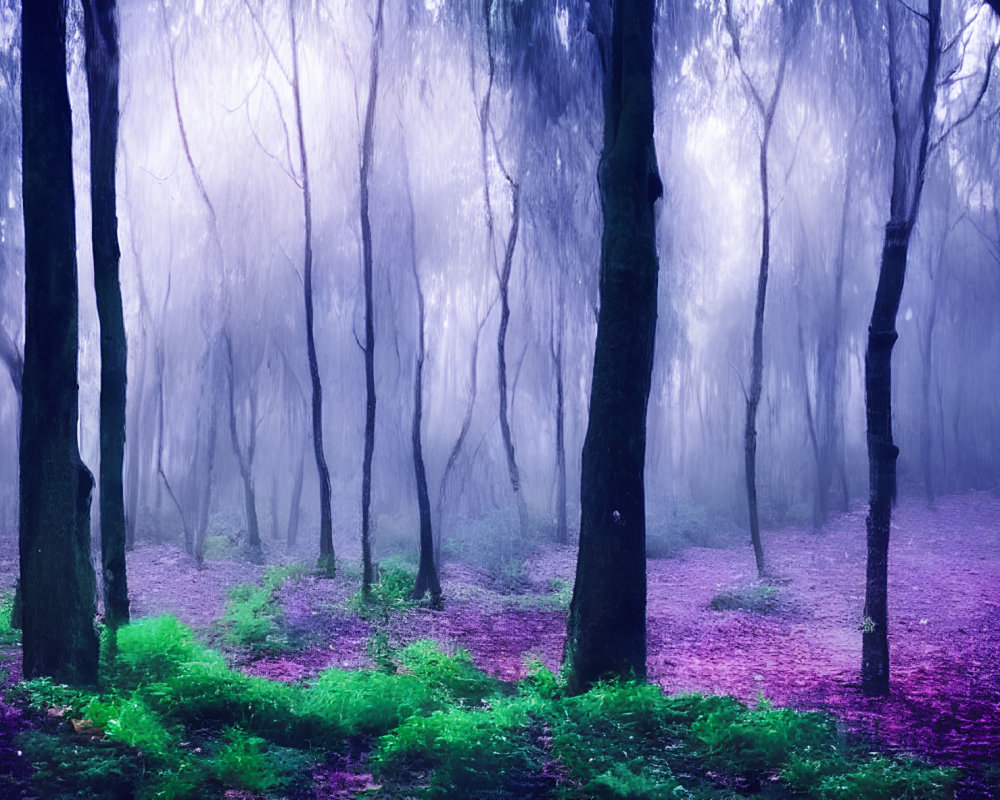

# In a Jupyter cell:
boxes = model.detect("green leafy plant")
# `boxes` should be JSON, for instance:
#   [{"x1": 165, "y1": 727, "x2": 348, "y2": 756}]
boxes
[
  {"x1": 210, "y1": 726, "x2": 280, "y2": 793},
  {"x1": 691, "y1": 698, "x2": 836, "y2": 780},
  {"x1": 395, "y1": 640, "x2": 499, "y2": 706},
  {"x1": 351, "y1": 566, "x2": 417, "y2": 621},
  {"x1": 0, "y1": 590, "x2": 18, "y2": 644},
  {"x1": 222, "y1": 564, "x2": 308, "y2": 652},
  {"x1": 13, "y1": 615, "x2": 964, "y2": 800},
  {"x1": 373, "y1": 699, "x2": 539, "y2": 797}
]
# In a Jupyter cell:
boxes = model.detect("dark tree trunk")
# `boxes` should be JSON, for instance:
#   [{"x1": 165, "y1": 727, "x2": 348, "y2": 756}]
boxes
[
  {"x1": 20, "y1": 0, "x2": 100, "y2": 684},
  {"x1": 552, "y1": 304, "x2": 568, "y2": 545},
  {"x1": 224, "y1": 333, "x2": 263, "y2": 564},
  {"x1": 496, "y1": 182, "x2": 530, "y2": 538},
  {"x1": 563, "y1": 0, "x2": 661, "y2": 695},
  {"x1": 862, "y1": 0, "x2": 940, "y2": 698},
  {"x1": 83, "y1": 0, "x2": 129, "y2": 627},
  {"x1": 725, "y1": 0, "x2": 787, "y2": 579},
  {"x1": 287, "y1": 446, "x2": 304, "y2": 547},
  {"x1": 863, "y1": 221, "x2": 911, "y2": 697},
  {"x1": 404, "y1": 152, "x2": 441, "y2": 604},
  {"x1": 359, "y1": 0, "x2": 385, "y2": 599},
  {"x1": 288, "y1": 4, "x2": 334, "y2": 576}
]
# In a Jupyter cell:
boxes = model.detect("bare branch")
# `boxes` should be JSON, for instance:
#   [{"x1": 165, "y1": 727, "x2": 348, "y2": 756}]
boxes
[
  {"x1": 930, "y1": 39, "x2": 999, "y2": 155},
  {"x1": 895, "y1": 0, "x2": 931, "y2": 24},
  {"x1": 242, "y1": 0, "x2": 293, "y2": 86}
]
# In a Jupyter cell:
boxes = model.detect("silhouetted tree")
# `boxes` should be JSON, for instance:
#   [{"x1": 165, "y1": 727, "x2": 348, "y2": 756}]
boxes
[
  {"x1": 83, "y1": 0, "x2": 129, "y2": 627},
  {"x1": 563, "y1": 0, "x2": 661, "y2": 694},
  {"x1": 359, "y1": 0, "x2": 385, "y2": 599},
  {"x1": 20, "y1": 0, "x2": 100, "y2": 684},
  {"x1": 862, "y1": 0, "x2": 940, "y2": 698},
  {"x1": 724, "y1": 0, "x2": 790, "y2": 579},
  {"x1": 404, "y1": 149, "x2": 441, "y2": 604}
]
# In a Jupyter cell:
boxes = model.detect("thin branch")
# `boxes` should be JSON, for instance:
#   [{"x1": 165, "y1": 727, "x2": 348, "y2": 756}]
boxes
[
  {"x1": 930, "y1": 39, "x2": 1000, "y2": 155},
  {"x1": 242, "y1": 0, "x2": 293, "y2": 86},
  {"x1": 895, "y1": 0, "x2": 931, "y2": 24}
]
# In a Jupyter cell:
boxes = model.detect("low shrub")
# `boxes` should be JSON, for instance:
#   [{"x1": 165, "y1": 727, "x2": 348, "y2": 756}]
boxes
[
  {"x1": 222, "y1": 564, "x2": 309, "y2": 652},
  {"x1": 691, "y1": 697, "x2": 836, "y2": 780},
  {"x1": 11, "y1": 615, "x2": 963, "y2": 800},
  {"x1": 373, "y1": 699, "x2": 540, "y2": 797},
  {"x1": 709, "y1": 583, "x2": 779, "y2": 613},
  {"x1": 350, "y1": 565, "x2": 417, "y2": 621},
  {"x1": 0, "y1": 590, "x2": 18, "y2": 644},
  {"x1": 395, "y1": 640, "x2": 499, "y2": 706},
  {"x1": 809, "y1": 756, "x2": 960, "y2": 800}
]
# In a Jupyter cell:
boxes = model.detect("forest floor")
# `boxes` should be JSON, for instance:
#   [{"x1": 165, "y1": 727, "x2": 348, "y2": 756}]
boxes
[{"x1": 0, "y1": 491, "x2": 998, "y2": 797}]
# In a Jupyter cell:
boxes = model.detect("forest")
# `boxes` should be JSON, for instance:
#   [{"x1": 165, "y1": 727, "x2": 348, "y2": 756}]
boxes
[{"x1": 0, "y1": 0, "x2": 999, "y2": 798}]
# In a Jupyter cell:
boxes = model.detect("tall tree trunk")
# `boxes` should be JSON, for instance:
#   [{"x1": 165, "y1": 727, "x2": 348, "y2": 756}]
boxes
[
  {"x1": 160, "y1": 0, "x2": 223, "y2": 560},
  {"x1": 193, "y1": 372, "x2": 217, "y2": 567},
  {"x1": 496, "y1": 181, "x2": 530, "y2": 537},
  {"x1": 224, "y1": 333, "x2": 263, "y2": 564},
  {"x1": 725, "y1": 0, "x2": 787, "y2": 579},
  {"x1": 359, "y1": 0, "x2": 385, "y2": 598},
  {"x1": 287, "y1": 445, "x2": 304, "y2": 547},
  {"x1": 862, "y1": 0, "x2": 940, "y2": 698},
  {"x1": 288, "y1": 3, "x2": 334, "y2": 576},
  {"x1": 404, "y1": 150, "x2": 441, "y2": 604},
  {"x1": 552, "y1": 295, "x2": 568, "y2": 545},
  {"x1": 563, "y1": 0, "x2": 661, "y2": 695},
  {"x1": 20, "y1": 0, "x2": 100, "y2": 684},
  {"x1": 83, "y1": 0, "x2": 129, "y2": 627},
  {"x1": 434, "y1": 311, "x2": 488, "y2": 567}
]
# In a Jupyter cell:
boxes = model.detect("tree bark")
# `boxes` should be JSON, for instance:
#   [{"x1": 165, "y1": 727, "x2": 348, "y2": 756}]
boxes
[
  {"x1": 83, "y1": 0, "x2": 129, "y2": 627},
  {"x1": 563, "y1": 0, "x2": 661, "y2": 694},
  {"x1": 288, "y1": 3, "x2": 334, "y2": 576},
  {"x1": 404, "y1": 150, "x2": 441, "y2": 603},
  {"x1": 359, "y1": 0, "x2": 385, "y2": 598},
  {"x1": 20, "y1": 0, "x2": 100, "y2": 684},
  {"x1": 862, "y1": 0, "x2": 940, "y2": 698},
  {"x1": 553, "y1": 320, "x2": 568, "y2": 546}
]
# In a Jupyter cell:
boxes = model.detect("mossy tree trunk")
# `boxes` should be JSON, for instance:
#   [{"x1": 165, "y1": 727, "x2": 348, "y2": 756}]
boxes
[
  {"x1": 83, "y1": 0, "x2": 129, "y2": 627},
  {"x1": 563, "y1": 0, "x2": 661, "y2": 695},
  {"x1": 20, "y1": 0, "x2": 100, "y2": 684}
]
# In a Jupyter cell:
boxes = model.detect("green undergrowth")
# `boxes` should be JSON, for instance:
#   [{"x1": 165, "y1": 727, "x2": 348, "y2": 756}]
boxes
[
  {"x1": 350, "y1": 564, "x2": 419, "y2": 621},
  {"x1": 0, "y1": 590, "x2": 18, "y2": 645},
  {"x1": 221, "y1": 563, "x2": 309, "y2": 652},
  {"x1": 710, "y1": 582, "x2": 780, "y2": 613},
  {"x1": 11, "y1": 615, "x2": 959, "y2": 800}
]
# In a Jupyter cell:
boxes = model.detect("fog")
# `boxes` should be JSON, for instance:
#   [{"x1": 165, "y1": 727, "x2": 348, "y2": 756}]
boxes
[{"x1": 1, "y1": 0, "x2": 998, "y2": 565}]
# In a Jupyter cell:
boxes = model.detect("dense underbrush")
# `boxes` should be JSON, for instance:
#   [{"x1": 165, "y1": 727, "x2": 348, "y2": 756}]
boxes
[{"x1": 4, "y1": 613, "x2": 960, "y2": 800}]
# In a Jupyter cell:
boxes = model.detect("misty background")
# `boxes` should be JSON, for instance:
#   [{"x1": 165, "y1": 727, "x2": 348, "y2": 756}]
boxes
[{"x1": 0, "y1": 0, "x2": 998, "y2": 570}]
